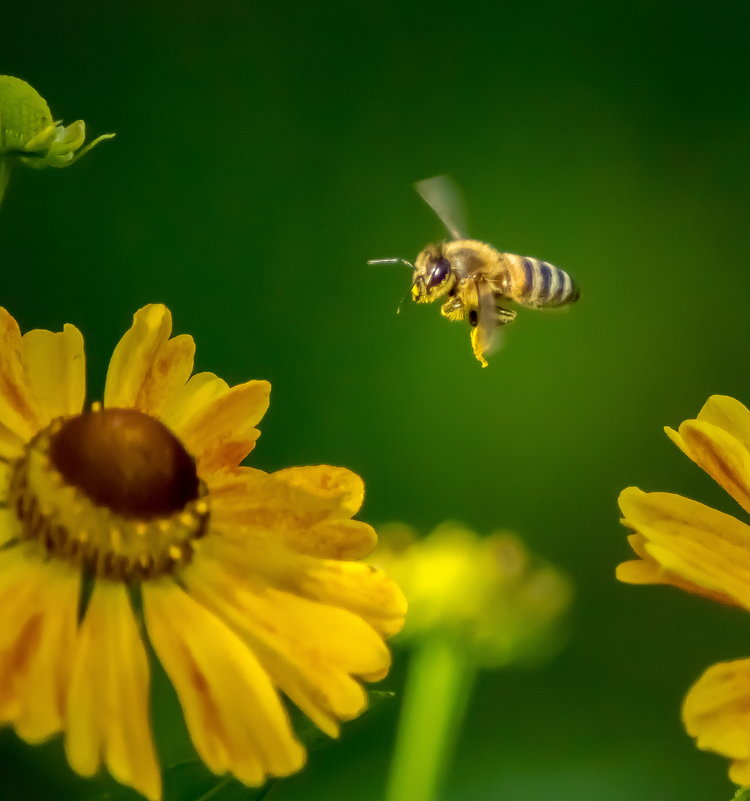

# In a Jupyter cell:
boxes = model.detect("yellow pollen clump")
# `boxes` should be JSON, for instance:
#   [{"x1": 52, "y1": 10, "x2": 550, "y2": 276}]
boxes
[{"x1": 9, "y1": 407, "x2": 210, "y2": 581}]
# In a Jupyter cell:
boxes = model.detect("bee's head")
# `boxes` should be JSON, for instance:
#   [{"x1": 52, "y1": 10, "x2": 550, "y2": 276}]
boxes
[{"x1": 412, "y1": 244, "x2": 455, "y2": 303}]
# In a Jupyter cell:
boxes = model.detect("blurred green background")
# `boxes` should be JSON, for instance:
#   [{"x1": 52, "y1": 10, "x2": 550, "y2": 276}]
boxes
[{"x1": 3, "y1": 0, "x2": 750, "y2": 799}]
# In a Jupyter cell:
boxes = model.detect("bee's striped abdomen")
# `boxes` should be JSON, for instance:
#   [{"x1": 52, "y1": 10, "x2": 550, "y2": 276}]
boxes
[{"x1": 504, "y1": 254, "x2": 580, "y2": 308}]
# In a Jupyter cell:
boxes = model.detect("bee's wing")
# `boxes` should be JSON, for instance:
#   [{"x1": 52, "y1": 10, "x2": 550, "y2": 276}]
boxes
[{"x1": 415, "y1": 175, "x2": 468, "y2": 240}]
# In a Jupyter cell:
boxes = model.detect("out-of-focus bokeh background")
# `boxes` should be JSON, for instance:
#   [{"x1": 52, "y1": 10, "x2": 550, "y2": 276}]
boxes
[{"x1": 3, "y1": 1, "x2": 750, "y2": 799}]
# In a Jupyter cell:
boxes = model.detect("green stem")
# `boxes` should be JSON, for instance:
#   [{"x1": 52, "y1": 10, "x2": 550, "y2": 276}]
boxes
[{"x1": 385, "y1": 634, "x2": 477, "y2": 801}]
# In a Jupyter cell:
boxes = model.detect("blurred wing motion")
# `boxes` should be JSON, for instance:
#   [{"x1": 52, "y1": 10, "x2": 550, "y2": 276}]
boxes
[{"x1": 415, "y1": 175, "x2": 468, "y2": 240}]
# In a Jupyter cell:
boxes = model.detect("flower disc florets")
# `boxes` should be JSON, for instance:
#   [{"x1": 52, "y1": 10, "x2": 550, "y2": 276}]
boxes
[{"x1": 10, "y1": 405, "x2": 209, "y2": 581}]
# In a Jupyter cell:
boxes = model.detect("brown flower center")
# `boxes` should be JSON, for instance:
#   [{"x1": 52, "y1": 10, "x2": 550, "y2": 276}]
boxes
[
  {"x1": 49, "y1": 408, "x2": 199, "y2": 518},
  {"x1": 10, "y1": 406, "x2": 210, "y2": 581}
]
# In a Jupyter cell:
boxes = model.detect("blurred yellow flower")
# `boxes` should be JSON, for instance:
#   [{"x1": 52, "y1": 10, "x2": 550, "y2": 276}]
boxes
[
  {"x1": 617, "y1": 394, "x2": 750, "y2": 785},
  {"x1": 375, "y1": 523, "x2": 570, "y2": 801},
  {"x1": 0, "y1": 304, "x2": 405, "y2": 800},
  {"x1": 373, "y1": 522, "x2": 571, "y2": 667}
]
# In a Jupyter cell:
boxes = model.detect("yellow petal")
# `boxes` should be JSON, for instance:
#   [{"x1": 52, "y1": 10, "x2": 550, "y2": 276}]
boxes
[
  {"x1": 143, "y1": 580, "x2": 305, "y2": 786},
  {"x1": 665, "y1": 396, "x2": 750, "y2": 463},
  {"x1": 729, "y1": 758, "x2": 750, "y2": 786},
  {"x1": 683, "y1": 659, "x2": 750, "y2": 784},
  {"x1": 104, "y1": 304, "x2": 195, "y2": 417},
  {"x1": 204, "y1": 533, "x2": 407, "y2": 638},
  {"x1": 664, "y1": 425, "x2": 689, "y2": 458},
  {"x1": 185, "y1": 556, "x2": 391, "y2": 737},
  {"x1": 272, "y1": 466, "x2": 365, "y2": 519},
  {"x1": 619, "y1": 487, "x2": 750, "y2": 609},
  {"x1": 616, "y1": 530, "x2": 738, "y2": 606},
  {"x1": 206, "y1": 510, "x2": 378, "y2": 563},
  {"x1": 209, "y1": 467, "x2": 373, "y2": 558},
  {"x1": 0, "y1": 308, "x2": 41, "y2": 440},
  {"x1": 0, "y1": 488, "x2": 21, "y2": 544},
  {"x1": 174, "y1": 380, "x2": 270, "y2": 476},
  {"x1": 290, "y1": 558, "x2": 407, "y2": 637},
  {"x1": 0, "y1": 547, "x2": 76, "y2": 732},
  {"x1": 301, "y1": 519, "x2": 378, "y2": 560},
  {"x1": 14, "y1": 560, "x2": 79, "y2": 742},
  {"x1": 0, "y1": 420, "x2": 24, "y2": 461},
  {"x1": 22, "y1": 324, "x2": 86, "y2": 426},
  {"x1": 616, "y1": 555, "x2": 665, "y2": 584},
  {"x1": 65, "y1": 581, "x2": 161, "y2": 801},
  {"x1": 620, "y1": 487, "x2": 750, "y2": 549},
  {"x1": 159, "y1": 372, "x2": 229, "y2": 430},
  {"x1": 677, "y1": 420, "x2": 750, "y2": 513},
  {"x1": 696, "y1": 395, "x2": 750, "y2": 451}
]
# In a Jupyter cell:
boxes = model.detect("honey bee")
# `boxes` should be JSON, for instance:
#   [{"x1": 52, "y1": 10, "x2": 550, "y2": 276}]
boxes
[{"x1": 369, "y1": 176, "x2": 580, "y2": 367}]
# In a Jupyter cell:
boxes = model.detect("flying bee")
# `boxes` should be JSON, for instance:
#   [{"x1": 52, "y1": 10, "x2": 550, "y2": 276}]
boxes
[{"x1": 369, "y1": 175, "x2": 580, "y2": 367}]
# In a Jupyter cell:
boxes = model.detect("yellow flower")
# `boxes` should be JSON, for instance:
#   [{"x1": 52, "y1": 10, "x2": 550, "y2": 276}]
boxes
[
  {"x1": 617, "y1": 394, "x2": 750, "y2": 785},
  {"x1": 0, "y1": 304, "x2": 406, "y2": 800},
  {"x1": 373, "y1": 522, "x2": 571, "y2": 667}
]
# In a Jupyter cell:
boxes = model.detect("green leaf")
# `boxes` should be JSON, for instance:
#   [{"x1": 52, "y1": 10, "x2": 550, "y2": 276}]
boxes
[{"x1": 732, "y1": 789, "x2": 750, "y2": 801}]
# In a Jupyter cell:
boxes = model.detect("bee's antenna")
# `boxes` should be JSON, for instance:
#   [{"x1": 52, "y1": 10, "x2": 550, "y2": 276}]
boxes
[
  {"x1": 395, "y1": 290, "x2": 410, "y2": 315},
  {"x1": 367, "y1": 258, "x2": 416, "y2": 271},
  {"x1": 367, "y1": 258, "x2": 415, "y2": 314}
]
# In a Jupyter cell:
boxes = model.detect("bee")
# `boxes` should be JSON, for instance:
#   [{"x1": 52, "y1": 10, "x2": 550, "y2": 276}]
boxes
[{"x1": 369, "y1": 176, "x2": 580, "y2": 367}]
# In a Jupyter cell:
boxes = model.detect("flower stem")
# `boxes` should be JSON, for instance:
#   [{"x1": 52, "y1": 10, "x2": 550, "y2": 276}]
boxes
[{"x1": 386, "y1": 634, "x2": 477, "y2": 801}]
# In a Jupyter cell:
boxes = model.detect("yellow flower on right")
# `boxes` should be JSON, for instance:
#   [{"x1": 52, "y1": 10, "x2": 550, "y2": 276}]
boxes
[{"x1": 617, "y1": 394, "x2": 750, "y2": 785}]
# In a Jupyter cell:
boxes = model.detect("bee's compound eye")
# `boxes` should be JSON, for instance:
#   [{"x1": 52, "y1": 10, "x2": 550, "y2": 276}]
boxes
[{"x1": 426, "y1": 257, "x2": 451, "y2": 289}]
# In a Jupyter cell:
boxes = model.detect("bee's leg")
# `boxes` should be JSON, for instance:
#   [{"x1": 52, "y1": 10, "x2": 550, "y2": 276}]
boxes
[
  {"x1": 468, "y1": 305, "x2": 516, "y2": 368},
  {"x1": 495, "y1": 307, "x2": 517, "y2": 326},
  {"x1": 466, "y1": 307, "x2": 516, "y2": 327},
  {"x1": 440, "y1": 296, "x2": 466, "y2": 322},
  {"x1": 470, "y1": 325, "x2": 489, "y2": 367}
]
